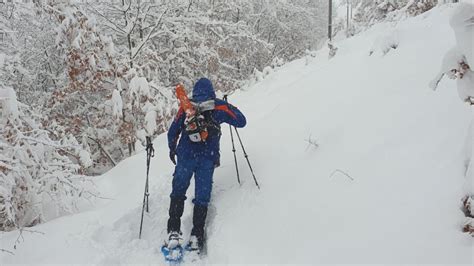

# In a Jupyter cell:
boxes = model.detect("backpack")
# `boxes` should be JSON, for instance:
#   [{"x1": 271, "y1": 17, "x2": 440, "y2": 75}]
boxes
[{"x1": 185, "y1": 100, "x2": 221, "y2": 143}]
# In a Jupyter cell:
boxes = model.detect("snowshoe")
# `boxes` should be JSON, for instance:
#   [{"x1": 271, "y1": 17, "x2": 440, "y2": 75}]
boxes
[
  {"x1": 161, "y1": 245, "x2": 184, "y2": 263},
  {"x1": 184, "y1": 235, "x2": 205, "y2": 262},
  {"x1": 185, "y1": 235, "x2": 203, "y2": 253},
  {"x1": 161, "y1": 231, "x2": 184, "y2": 262}
]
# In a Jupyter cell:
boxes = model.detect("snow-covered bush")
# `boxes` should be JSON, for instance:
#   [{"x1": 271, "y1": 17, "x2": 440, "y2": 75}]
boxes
[
  {"x1": 271, "y1": 57, "x2": 286, "y2": 68},
  {"x1": 369, "y1": 30, "x2": 399, "y2": 56},
  {"x1": 119, "y1": 70, "x2": 174, "y2": 149},
  {"x1": 405, "y1": 0, "x2": 438, "y2": 16},
  {"x1": 328, "y1": 42, "x2": 339, "y2": 59},
  {"x1": 350, "y1": 0, "x2": 439, "y2": 33},
  {"x1": 430, "y1": 3, "x2": 473, "y2": 234},
  {"x1": 245, "y1": 60, "x2": 285, "y2": 87},
  {"x1": 304, "y1": 50, "x2": 317, "y2": 65},
  {"x1": 463, "y1": 195, "x2": 474, "y2": 234},
  {"x1": 430, "y1": 3, "x2": 473, "y2": 103},
  {"x1": 0, "y1": 87, "x2": 95, "y2": 232}
]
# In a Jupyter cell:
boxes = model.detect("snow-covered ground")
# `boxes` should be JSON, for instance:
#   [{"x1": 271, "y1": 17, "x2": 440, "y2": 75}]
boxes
[{"x1": 1, "y1": 4, "x2": 473, "y2": 265}]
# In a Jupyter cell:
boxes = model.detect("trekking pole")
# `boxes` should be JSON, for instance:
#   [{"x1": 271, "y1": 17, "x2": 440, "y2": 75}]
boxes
[
  {"x1": 139, "y1": 136, "x2": 155, "y2": 239},
  {"x1": 224, "y1": 95, "x2": 241, "y2": 186},
  {"x1": 233, "y1": 128, "x2": 260, "y2": 189},
  {"x1": 224, "y1": 95, "x2": 260, "y2": 189}
]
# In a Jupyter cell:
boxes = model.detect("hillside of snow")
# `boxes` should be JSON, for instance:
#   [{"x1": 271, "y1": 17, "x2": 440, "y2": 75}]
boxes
[{"x1": 1, "y1": 4, "x2": 473, "y2": 264}]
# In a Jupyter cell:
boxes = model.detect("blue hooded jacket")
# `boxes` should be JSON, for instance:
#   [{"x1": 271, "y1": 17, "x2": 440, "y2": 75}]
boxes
[{"x1": 167, "y1": 78, "x2": 246, "y2": 162}]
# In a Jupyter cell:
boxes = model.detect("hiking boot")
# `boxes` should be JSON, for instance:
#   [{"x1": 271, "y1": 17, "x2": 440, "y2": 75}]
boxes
[
  {"x1": 186, "y1": 234, "x2": 205, "y2": 253},
  {"x1": 164, "y1": 231, "x2": 183, "y2": 249}
]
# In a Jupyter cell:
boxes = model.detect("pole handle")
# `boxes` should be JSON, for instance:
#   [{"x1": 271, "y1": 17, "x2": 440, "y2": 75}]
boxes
[{"x1": 146, "y1": 136, "x2": 155, "y2": 157}]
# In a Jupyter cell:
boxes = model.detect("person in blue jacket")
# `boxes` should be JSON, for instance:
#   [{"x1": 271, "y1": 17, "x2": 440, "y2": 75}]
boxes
[{"x1": 165, "y1": 78, "x2": 246, "y2": 252}]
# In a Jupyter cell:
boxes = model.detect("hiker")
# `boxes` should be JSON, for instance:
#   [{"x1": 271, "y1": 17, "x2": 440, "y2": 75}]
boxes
[{"x1": 165, "y1": 78, "x2": 247, "y2": 253}]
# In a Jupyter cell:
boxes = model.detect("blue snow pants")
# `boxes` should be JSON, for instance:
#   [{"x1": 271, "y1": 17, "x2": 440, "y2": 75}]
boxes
[{"x1": 170, "y1": 156, "x2": 214, "y2": 207}]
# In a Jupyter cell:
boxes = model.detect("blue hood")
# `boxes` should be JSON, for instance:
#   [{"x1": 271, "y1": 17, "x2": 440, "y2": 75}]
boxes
[{"x1": 192, "y1": 78, "x2": 216, "y2": 102}]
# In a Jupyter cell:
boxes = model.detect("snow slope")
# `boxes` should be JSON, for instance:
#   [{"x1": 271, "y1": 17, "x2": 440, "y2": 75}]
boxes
[{"x1": 1, "y1": 4, "x2": 473, "y2": 265}]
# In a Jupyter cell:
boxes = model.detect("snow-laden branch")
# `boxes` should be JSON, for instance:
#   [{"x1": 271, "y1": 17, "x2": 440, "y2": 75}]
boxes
[
  {"x1": 131, "y1": 7, "x2": 169, "y2": 60},
  {"x1": 87, "y1": 136, "x2": 117, "y2": 166},
  {"x1": 88, "y1": 7, "x2": 127, "y2": 35}
]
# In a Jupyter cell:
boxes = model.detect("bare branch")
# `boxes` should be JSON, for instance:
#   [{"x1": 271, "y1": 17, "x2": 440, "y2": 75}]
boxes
[
  {"x1": 330, "y1": 169, "x2": 355, "y2": 181},
  {"x1": 87, "y1": 136, "x2": 117, "y2": 166},
  {"x1": 304, "y1": 134, "x2": 319, "y2": 151},
  {"x1": 131, "y1": 7, "x2": 169, "y2": 60},
  {"x1": 19, "y1": 228, "x2": 45, "y2": 235},
  {"x1": 0, "y1": 249, "x2": 14, "y2": 255},
  {"x1": 13, "y1": 228, "x2": 45, "y2": 250},
  {"x1": 88, "y1": 7, "x2": 127, "y2": 35}
]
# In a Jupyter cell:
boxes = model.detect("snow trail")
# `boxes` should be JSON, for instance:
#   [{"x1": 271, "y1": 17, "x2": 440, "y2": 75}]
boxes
[{"x1": 1, "y1": 4, "x2": 473, "y2": 265}]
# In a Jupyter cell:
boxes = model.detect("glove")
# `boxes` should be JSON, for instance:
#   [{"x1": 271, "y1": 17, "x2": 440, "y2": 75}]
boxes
[{"x1": 169, "y1": 150, "x2": 177, "y2": 165}]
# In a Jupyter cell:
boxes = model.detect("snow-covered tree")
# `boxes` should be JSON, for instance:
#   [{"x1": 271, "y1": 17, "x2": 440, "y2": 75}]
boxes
[
  {"x1": 0, "y1": 1, "x2": 66, "y2": 107},
  {"x1": 2, "y1": 0, "x2": 332, "y2": 174},
  {"x1": 0, "y1": 86, "x2": 94, "y2": 232},
  {"x1": 248, "y1": 0, "x2": 328, "y2": 61},
  {"x1": 42, "y1": 4, "x2": 124, "y2": 172},
  {"x1": 88, "y1": 0, "x2": 328, "y2": 91},
  {"x1": 118, "y1": 70, "x2": 172, "y2": 153}
]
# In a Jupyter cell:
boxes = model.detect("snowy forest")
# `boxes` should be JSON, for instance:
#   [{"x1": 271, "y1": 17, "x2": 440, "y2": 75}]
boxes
[
  {"x1": 1, "y1": 0, "x2": 332, "y2": 231},
  {"x1": 1, "y1": 0, "x2": 473, "y2": 264}
]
